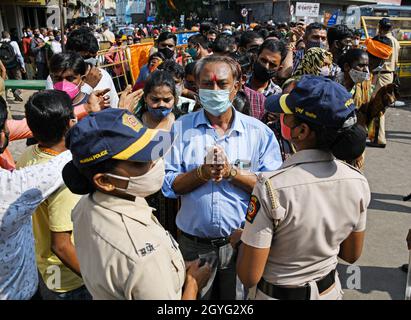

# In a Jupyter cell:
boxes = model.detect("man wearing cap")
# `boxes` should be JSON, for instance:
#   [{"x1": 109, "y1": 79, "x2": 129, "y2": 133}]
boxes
[
  {"x1": 162, "y1": 55, "x2": 282, "y2": 300},
  {"x1": 63, "y1": 108, "x2": 210, "y2": 300},
  {"x1": 364, "y1": 34, "x2": 394, "y2": 148},
  {"x1": 378, "y1": 18, "x2": 400, "y2": 80},
  {"x1": 236, "y1": 75, "x2": 371, "y2": 300},
  {"x1": 368, "y1": 18, "x2": 401, "y2": 147}
]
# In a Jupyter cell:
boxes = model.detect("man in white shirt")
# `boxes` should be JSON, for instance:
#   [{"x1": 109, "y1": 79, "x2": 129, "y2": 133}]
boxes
[
  {"x1": 45, "y1": 27, "x2": 119, "y2": 109},
  {"x1": 0, "y1": 31, "x2": 25, "y2": 101},
  {"x1": 0, "y1": 96, "x2": 72, "y2": 299},
  {"x1": 102, "y1": 23, "x2": 115, "y2": 44}
]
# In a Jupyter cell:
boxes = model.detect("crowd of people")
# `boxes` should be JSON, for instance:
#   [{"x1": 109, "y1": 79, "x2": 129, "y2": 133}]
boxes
[{"x1": 0, "y1": 16, "x2": 408, "y2": 301}]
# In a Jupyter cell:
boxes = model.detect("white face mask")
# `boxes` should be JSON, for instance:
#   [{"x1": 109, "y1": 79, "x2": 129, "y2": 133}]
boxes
[
  {"x1": 319, "y1": 66, "x2": 331, "y2": 77},
  {"x1": 105, "y1": 158, "x2": 165, "y2": 198},
  {"x1": 349, "y1": 68, "x2": 370, "y2": 83},
  {"x1": 353, "y1": 39, "x2": 360, "y2": 46}
]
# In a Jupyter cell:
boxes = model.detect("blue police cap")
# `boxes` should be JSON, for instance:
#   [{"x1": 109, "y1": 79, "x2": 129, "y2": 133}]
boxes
[
  {"x1": 66, "y1": 108, "x2": 175, "y2": 168},
  {"x1": 265, "y1": 75, "x2": 357, "y2": 129}
]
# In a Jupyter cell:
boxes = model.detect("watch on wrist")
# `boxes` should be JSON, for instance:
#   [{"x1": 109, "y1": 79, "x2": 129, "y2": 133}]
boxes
[{"x1": 227, "y1": 165, "x2": 238, "y2": 181}]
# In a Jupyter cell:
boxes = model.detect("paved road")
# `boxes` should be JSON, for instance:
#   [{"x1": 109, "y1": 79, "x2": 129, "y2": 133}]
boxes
[
  {"x1": 5, "y1": 90, "x2": 411, "y2": 300},
  {"x1": 339, "y1": 101, "x2": 411, "y2": 300}
]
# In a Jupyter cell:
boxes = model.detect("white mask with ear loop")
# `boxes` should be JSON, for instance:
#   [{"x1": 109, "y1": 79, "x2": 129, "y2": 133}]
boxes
[
  {"x1": 105, "y1": 158, "x2": 165, "y2": 198},
  {"x1": 349, "y1": 68, "x2": 370, "y2": 83}
]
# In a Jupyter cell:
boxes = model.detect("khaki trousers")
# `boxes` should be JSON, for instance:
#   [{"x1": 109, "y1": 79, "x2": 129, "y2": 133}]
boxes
[
  {"x1": 249, "y1": 271, "x2": 344, "y2": 300},
  {"x1": 369, "y1": 72, "x2": 394, "y2": 145}
]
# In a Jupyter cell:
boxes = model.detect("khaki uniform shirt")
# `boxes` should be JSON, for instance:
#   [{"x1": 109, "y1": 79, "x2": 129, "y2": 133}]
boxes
[
  {"x1": 382, "y1": 33, "x2": 400, "y2": 72},
  {"x1": 72, "y1": 191, "x2": 186, "y2": 300},
  {"x1": 241, "y1": 150, "x2": 370, "y2": 286}
]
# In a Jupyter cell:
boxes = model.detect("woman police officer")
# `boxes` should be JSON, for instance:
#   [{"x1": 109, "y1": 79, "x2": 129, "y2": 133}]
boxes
[
  {"x1": 236, "y1": 75, "x2": 371, "y2": 300},
  {"x1": 62, "y1": 108, "x2": 210, "y2": 299}
]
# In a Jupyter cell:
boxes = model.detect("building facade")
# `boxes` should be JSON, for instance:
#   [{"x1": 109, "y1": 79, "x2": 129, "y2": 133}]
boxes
[
  {"x1": 116, "y1": 0, "x2": 146, "y2": 24},
  {"x1": 0, "y1": 0, "x2": 102, "y2": 37}
]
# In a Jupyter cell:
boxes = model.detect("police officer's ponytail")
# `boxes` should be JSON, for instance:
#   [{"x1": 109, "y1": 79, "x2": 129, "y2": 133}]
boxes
[
  {"x1": 329, "y1": 123, "x2": 367, "y2": 162},
  {"x1": 63, "y1": 161, "x2": 95, "y2": 195},
  {"x1": 295, "y1": 115, "x2": 367, "y2": 162}
]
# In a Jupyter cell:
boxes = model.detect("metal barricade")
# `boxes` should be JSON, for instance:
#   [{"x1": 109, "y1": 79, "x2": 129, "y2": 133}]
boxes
[
  {"x1": 96, "y1": 42, "x2": 154, "y2": 93},
  {"x1": 96, "y1": 41, "x2": 189, "y2": 94}
]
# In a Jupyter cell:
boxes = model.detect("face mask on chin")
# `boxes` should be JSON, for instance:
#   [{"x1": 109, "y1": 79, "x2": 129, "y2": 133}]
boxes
[
  {"x1": 105, "y1": 158, "x2": 166, "y2": 198},
  {"x1": 199, "y1": 87, "x2": 234, "y2": 116}
]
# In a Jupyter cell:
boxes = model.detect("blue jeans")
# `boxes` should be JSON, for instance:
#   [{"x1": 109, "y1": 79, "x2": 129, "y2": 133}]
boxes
[{"x1": 38, "y1": 272, "x2": 92, "y2": 300}]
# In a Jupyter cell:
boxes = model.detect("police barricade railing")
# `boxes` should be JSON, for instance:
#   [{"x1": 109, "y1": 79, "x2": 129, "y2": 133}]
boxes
[
  {"x1": 96, "y1": 42, "x2": 194, "y2": 96},
  {"x1": 96, "y1": 42, "x2": 154, "y2": 95}
]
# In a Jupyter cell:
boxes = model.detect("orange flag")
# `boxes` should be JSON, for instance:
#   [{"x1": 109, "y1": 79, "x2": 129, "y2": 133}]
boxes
[{"x1": 128, "y1": 43, "x2": 154, "y2": 83}]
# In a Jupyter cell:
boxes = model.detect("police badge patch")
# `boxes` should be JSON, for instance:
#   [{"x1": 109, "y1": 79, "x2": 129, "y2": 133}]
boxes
[{"x1": 246, "y1": 195, "x2": 260, "y2": 223}]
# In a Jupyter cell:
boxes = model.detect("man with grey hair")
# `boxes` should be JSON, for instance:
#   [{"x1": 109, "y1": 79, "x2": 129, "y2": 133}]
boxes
[{"x1": 162, "y1": 55, "x2": 282, "y2": 300}]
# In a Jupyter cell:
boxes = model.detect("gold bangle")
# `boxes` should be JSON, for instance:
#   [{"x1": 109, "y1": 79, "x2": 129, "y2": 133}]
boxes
[{"x1": 196, "y1": 165, "x2": 208, "y2": 182}]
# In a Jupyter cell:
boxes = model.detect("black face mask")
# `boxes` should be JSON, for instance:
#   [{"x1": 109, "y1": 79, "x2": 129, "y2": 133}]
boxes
[
  {"x1": 0, "y1": 131, "x2": 10, "y2": 154},
  {"x1": 34, "y1": 34, "x2": 40, "y2": 38},
  {"x1": 253, "y1": 61, "x2": 277, "y2": 82},
  {"x1": 158, "y1": 47, "x2": 175, "y2": 60}
]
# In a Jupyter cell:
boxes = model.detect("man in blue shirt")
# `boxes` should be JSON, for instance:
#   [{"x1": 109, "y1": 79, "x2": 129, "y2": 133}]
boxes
[{"x1": 162, "y1": 55, "x2": 282, "y2": 299}]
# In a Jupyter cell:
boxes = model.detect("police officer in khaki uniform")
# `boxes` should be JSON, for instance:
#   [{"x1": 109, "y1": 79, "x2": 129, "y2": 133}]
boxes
[
  {"x1": 63, "y1": 108, "x2": 210, "y2": 300},
  {"x1": 236, "y1": 76, "x2": 371, "y2": 300},
  {"x1": 368, "y1": 18, "x2": 401, "y2": 147}
]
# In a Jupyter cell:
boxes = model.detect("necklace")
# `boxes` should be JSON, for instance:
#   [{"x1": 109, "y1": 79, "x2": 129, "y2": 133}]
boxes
[{"x1": 38, "y1": 146, "x2": 62, "y2": 156}]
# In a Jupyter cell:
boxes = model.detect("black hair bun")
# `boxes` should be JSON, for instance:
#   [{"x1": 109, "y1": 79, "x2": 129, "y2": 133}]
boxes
[
  {"x1": 332, "y1": 123, "x2": 367, "y2": 162},
  {"x1": 63, "y1": 161, "x2": 95, "y2": 195}
]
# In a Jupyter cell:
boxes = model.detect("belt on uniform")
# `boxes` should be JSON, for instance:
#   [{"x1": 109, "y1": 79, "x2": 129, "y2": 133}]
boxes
[
  {"x1": 181, "y1": 231, "x2": 230, "y2": 247},
  {"x1": 257, "y1": 269, "x2": 336, "y2": 300}
]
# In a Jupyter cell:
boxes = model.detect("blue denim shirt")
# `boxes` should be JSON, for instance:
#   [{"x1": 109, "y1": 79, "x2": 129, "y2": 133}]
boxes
[{"x1": 162, "y1": 108, "x2": 282, "y2": 238}]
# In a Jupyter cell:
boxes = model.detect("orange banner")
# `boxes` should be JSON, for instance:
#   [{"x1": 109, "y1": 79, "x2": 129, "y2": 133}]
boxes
[{"x1": 128, "y1": 43, "x2": 154, "y2": 82}]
